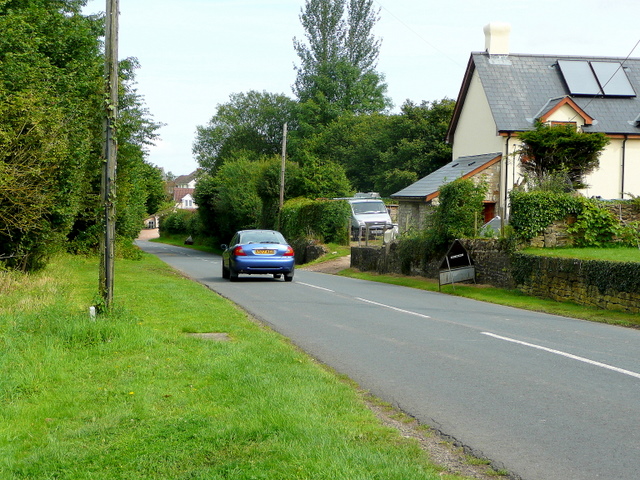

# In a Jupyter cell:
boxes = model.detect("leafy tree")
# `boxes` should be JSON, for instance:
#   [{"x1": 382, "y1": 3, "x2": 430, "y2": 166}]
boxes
[
  {"x1": 0, "y1": 2, "x2": 165, "y2": 267},
  {"x1": 0, "y1": 89, "x2": 69, "y2": 269},
  {"x1": 193, "y1": 91, "x2": 299, "y2": 174},
  {"x1": 255, "y1": 156, "x2": 304, "y2": 230},
  {"x1": 0, "y1": 1, "x2": 104, "y2": 269},
  {"x1": 379, "y1": 99, "x2": 454, "y2": 181},
  {"x1": 293, "y1": 0, "x2": 390, "y2": 126},
  {"x1": 293, "y1": 99, "x2": 454, "y2": 196},
  {"x1": 517, "y1": 122, "x2": 609, "y2": 189},
  {"x1": 298, "y1": 153, "x2": 353, "y2": 199},
  {"x1": 194, "y1": 157, "x2": 263, "y2": 242}
]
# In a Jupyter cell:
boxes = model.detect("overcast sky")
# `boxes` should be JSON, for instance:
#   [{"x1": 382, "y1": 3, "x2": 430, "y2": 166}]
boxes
[{"x1": 82, "y1": 0, "x2": 640, "y2": 176}]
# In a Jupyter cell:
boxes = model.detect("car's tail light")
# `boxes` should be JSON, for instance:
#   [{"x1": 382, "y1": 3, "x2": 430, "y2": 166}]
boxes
[
  {"x1": 233, "y1": 246, "x2": 247, "y2": 256},
  {"x1": 283, "y1": 246, "x2": 294, "y2": 257}
]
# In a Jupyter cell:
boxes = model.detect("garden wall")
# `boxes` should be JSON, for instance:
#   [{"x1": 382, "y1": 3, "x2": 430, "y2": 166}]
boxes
[
  {"x1": 512, "y1": 254, "x2": 640, "y2": 313},
  {"x1": 351, "y1": 240, "x2": 640, "y2": 313}
]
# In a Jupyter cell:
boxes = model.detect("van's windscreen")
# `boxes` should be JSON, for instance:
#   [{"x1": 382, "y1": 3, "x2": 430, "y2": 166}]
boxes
[{"x1": 351, "y1": 202, "x2": 387, "y2": 214}]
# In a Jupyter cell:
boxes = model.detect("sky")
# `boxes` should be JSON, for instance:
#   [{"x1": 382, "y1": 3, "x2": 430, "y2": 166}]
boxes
[{"x1": 82, "y1": 0, "x2": 640, "y2": 176}]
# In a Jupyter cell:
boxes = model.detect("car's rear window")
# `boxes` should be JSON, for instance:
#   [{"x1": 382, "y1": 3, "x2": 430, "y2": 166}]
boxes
[{"x1": 239, "y1": 231, "x2": 286, "y2": 244}]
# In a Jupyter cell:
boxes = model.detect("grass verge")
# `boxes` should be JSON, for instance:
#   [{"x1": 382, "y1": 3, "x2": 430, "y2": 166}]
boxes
[
  {"x1": 338, "y1": 269, "x2": 640, "y2": 329},
  {"x1": 0, "y1": 254, "x2": 480, "y2": 480}
]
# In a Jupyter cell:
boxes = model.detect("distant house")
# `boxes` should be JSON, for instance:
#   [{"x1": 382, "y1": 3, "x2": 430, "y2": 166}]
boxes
[
  {"x1": 393, "y1": 23, "x2": 640, "y2": 232},
  {"x1": 173, "y1": 172, "x2": 198, "y2": 189},
  {"x1": 171, "y1": 171, "x2": 198, "y2": 210}
]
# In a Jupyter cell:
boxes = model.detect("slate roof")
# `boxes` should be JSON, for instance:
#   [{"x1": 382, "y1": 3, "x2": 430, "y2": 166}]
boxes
[
  {"x1": 391, "y1": 153, "x2": 501, "y2": 200},
  {"x1": 456, "y1": 52, "x2": 640, "y2": 136},
  {"x1": 174, "y1": 171, "x2": 198, "y2": 188}
]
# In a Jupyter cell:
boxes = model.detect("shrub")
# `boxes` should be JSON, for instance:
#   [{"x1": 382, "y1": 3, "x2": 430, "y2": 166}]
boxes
[
  {"x1": 281, "y1": 198, "x2": 350, "y2": 244},
  {"x1": 160, "y1": 210, "x2": 198, "y2": 236},
  {"x1": 567, "y1": 198, "x2": 620, "y2": 247},
  {"x1": 509, "y1": 190, "x2": 581, "y2": 241}
]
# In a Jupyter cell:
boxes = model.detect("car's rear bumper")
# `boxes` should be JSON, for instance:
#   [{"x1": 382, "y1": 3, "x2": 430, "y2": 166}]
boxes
[{"x1": 232, "y1": 257, "x2": 295, "y2": 274}]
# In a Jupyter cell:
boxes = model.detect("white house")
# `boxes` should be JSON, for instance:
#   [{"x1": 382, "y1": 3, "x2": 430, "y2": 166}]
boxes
[
  {"x1": 393, "y1": 23, "x2": 640, "y2": 230},
  {"x1": 172, "y1": 171, "x2": 199, "y2": 210}
]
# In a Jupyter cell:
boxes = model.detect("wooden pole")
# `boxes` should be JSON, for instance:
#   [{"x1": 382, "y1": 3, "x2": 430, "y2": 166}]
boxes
[
  {"x1": 279, "y1": 122, "x2": 288, "y2": 210},
  {"x1": 99, "y1": 0, "x2": 119, "y2": 311}
]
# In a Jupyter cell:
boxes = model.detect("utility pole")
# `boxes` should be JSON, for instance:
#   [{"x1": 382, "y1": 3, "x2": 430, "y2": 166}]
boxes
[
  {"x1": 99, "y1": 0, "x2": 119, "y2": 311},
  {"x1": 279, "y1": 122, "x2": 288, "y2": 209}
]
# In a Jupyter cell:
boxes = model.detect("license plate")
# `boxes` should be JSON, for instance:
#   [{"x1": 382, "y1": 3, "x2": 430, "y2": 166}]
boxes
[{"x1": 254, "y1": 249, "x2": 275, "y2": 255}]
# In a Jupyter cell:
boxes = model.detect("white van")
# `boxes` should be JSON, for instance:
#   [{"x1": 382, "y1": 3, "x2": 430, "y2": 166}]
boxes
[{"x1": 346, "y1": 193, "x2": 393, "y2": 240}]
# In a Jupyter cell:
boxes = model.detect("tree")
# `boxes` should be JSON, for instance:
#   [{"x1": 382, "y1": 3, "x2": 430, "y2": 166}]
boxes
[
  {"x1": 0, "y1": 1, "x2": 104, "y2": 269},
  {"x1": 193, "y1": 91, "x2": 299, "y2": 174},
  {"x1": 379, "y1": 99, "x2": 455, "y2": 181},
  {"x1": 194, "y1": 157, "x2": 264, "y2": 242},
  {"x1": 517, "y1": 122, "x2": 609, "y2": 189},
  {"x1": 292, "y1": 99, "x2": 454, "y2": 196},
  {"x1": 293, "y1": 0, "x2": 389, "y2": 126},
  {"x1": 0, "y1": 2, "x2": 165, "y2": 267}
]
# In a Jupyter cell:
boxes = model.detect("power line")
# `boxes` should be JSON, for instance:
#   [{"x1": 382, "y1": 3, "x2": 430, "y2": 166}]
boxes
[
  {"x1": 570, "y1": 37, "x2": 640, "y2": 122},
  {"x1": 373, "y1": 0, "x2": 464, "y2": 68}
]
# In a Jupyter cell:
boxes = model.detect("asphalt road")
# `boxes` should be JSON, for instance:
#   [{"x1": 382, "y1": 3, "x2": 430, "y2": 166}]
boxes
[{"x1": 136, "y1": 240, "x2": 640, "y2": 480}]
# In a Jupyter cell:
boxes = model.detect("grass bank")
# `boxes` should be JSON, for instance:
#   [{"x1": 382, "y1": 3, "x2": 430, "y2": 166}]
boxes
[
  {"x1": 339, "y1": 270, "x2": 640, "y2": 329},
  {"x1": 0, "y1": 254, "x2": 480, "y2": 480}
]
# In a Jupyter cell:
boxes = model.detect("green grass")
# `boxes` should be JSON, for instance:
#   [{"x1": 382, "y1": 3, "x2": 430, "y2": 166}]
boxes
[
  {"x1": 339, "y1": 269, "x2": 640, "y2": 329},
  {"x1": 0, "y1": 254, "x2": 478, "y2": 480},
  {"x1": 150, "y1": 233, "x2": 221, "y2": 254},
  {"x1": 521, "y1": 246, "x2": 640, "y2": 262},
  {"x1": 303, "y1": 243, "x2": 352, "y2": 266}
]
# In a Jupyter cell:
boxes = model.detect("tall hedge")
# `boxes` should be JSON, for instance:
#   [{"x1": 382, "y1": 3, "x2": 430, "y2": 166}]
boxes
[{"x1": 280, "y1": 198, "x2": 350, "y2": 244}]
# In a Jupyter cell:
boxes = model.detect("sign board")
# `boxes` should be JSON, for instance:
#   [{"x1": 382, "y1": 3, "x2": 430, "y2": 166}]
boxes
[{"x1": 439, "y1": 239, "x2": 475, "y2": 290}]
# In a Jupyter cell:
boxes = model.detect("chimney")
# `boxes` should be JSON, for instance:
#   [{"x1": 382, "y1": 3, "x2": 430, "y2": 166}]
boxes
[{"x1": 484, "y1": 22, "x2": 511, "y2": 55}]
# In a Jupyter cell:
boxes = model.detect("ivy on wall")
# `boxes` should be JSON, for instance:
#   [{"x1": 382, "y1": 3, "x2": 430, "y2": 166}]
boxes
[
  {"x1": 510, "y1": 191, "x2": 640, "y2": 247},
  {"x1": 509, "y1": 191, "x2": 581, "y2": 241},
  {"x1": 512, "y1": 252, "x2": 640, "y2": 295}
]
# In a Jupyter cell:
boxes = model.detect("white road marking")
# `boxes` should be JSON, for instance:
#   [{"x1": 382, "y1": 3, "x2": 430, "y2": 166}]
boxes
[
  {"x1": 482, "y1": 332, "x2": 640, "y2": 380},
  {"x1": 356, "y1": 297, "x2": 432, "y2": 319},
  {"x1": 298, "y1": 282, "x2": 335, "y2": 292}
]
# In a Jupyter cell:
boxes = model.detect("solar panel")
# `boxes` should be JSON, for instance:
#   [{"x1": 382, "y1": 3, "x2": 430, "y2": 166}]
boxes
[
  {"x1": 591, "y1": 62, "x2": 636, "y2": 97},
  {"x1": 558, "y1": 60, "x2": 602, "y2": 95},
  {"x1": 558, "y1": 60, "x2": 636, "y2": 97}
]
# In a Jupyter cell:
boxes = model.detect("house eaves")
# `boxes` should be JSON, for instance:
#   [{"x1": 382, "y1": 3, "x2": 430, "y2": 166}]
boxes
[
  {"x1": 446, "y1": 55, "x2": 476, "y2": 144},
  {"x1": 391, "y1": 153, "x2": 501, "y2": 201}
]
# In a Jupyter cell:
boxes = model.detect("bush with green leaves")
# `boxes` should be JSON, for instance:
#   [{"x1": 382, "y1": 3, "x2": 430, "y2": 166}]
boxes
[
  {"x1": 435, "y1": 178, "x2": 488, "y2": 240},
  {"x1": 396, "y1": 178, "x2": 487, "y2": 272},
  {"x1": 280, "y1": 198, "x2": 350, "y2": 245},
  {"x1": 509, "y1": 190, "x2": 581, "y2": 241},
  {"x1": 517, "y1": 122, "x2": 609, "y2": 189},
  {"x1": 510, "y1": 191, "x2": 640, "y2": 247},
  {"x1": 160, "y1": 210, "x2": 199, "y2": 236}
]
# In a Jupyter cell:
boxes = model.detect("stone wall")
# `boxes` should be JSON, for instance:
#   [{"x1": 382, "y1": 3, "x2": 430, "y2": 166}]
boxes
[
  {"x1": 352, "y1": 240, "x2": 640, "y2": 313},
  {"x1": 513, "y1": 254, "x2": 640, "y2": 313},
  {"x1": 459, "y1": 239, "x2": 514, "y2": 288},
  {"x1": 351, "y1": 239, "x2": 513, "y2": 287}
]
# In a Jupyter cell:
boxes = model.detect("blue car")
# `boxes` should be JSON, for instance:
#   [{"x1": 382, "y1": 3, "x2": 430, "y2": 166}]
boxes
[{"x1": 221, "y1": 230, "x2": 295, "y2": 282}]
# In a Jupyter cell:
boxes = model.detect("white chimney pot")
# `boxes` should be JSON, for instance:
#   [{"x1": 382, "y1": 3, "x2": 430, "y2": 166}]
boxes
[{"x1": 484, "y1": 22, "x2": 511, "y2": 55}]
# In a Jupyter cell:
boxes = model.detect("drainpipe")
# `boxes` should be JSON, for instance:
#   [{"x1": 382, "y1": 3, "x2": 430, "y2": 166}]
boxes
[
  {"x1": 621, "y1": 135, "x2": 628, "y2": 199},
  {"x1": 503, "y1": 133, "x2": 512, "y2": 225}
]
